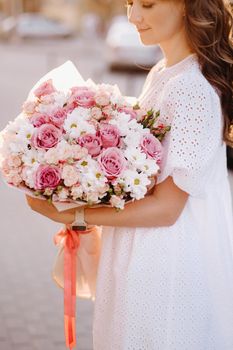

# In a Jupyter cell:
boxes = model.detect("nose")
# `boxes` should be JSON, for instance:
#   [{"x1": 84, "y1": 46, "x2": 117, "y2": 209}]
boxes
[{"x1": 127, "y1": 4, "x2": 143, "y2": 25}]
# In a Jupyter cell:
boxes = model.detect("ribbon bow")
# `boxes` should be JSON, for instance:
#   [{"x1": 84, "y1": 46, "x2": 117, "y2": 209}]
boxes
[{"x1": 54, "y1": 225, "x2": 94, "y2": 350}]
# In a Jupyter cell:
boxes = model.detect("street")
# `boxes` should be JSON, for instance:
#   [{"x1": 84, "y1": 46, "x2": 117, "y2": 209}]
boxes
[{"x1": 0, "y1": 37, "x2": 232, "y2": 350}]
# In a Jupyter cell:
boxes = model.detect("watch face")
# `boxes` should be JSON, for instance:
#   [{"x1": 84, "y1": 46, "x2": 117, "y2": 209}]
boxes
[{"x1": 71, "y1": 225, "x2": 87, "y2": 231}]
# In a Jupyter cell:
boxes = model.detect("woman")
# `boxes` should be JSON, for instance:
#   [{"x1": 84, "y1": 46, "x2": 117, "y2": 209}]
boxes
[{"x1": 26, "y1": 0, "x2": 233, "y2": 348}]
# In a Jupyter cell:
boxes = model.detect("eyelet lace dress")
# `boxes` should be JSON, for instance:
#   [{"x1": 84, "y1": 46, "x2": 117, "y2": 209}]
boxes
[{"x1": 92, "y1": 54, "x2": 233, "y2": 350}]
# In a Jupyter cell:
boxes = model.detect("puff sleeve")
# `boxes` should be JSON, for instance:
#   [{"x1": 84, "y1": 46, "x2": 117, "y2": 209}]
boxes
[{"x1": 157, "y1": 73, "x2": 223, "y2": 197}]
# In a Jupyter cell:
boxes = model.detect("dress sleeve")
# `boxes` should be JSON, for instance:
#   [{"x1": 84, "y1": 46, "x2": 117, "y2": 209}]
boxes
[{"x1": 157, "y1": 73, "x2": 223, "y2": 197}]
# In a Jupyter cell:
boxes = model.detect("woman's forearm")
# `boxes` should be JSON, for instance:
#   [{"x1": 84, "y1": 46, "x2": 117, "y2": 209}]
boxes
[{"x1": 64, "y1": 193, "x2": 174, "y2": 228}]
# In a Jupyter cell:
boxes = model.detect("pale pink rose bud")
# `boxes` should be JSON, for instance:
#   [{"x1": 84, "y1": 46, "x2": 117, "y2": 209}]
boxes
[
  {"x1": 61, "y1": 164, "x2": 80, "y2": 187},
  {"x1": 31, "y1": 123, "x2": 62, "y2": 150},
  {"x1": 102, "y1": 105, "x2": 114, "y2": 118},
  {"x1": 95, "y1": 90, "x2": 110, "y2": 106},
  {"x1": 98, "y1": 123, "x2": 120, "y2": 148},
  {"x1": 70, "y1": 86, "x2": 96, "y2": 108},
  {"x1": 22, "y1": 101, "x2": 38, "y2": 115},
  {"x1": 91, "y1": 107, "x2": 103, "y2": 120},
  {"x1": 34, "y1": 164, "x2": 61, "y2": 190},
  {"x1": 109, "y1": 195, "x2": 125, "y2": 209},
  {"x1": 30, "y1": 114, "x2": 49, "y2": 128},
  {"x1": 140, "y1": 134, "x2": 163, "y2": 163},
  {"x1": 34, "y1": 79, "x2": 56, "y2": 99},
  {"x1": 98, "y1": 147, "x2": 126, "y2": 180},
  {"x1": 78, "y1": 133, "x2": 102, "y2": 157}
]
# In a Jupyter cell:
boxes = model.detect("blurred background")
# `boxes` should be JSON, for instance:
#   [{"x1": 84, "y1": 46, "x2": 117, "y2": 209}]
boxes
[{"x1": 0, "y1": 1, "x2": 232, "y2": 350}]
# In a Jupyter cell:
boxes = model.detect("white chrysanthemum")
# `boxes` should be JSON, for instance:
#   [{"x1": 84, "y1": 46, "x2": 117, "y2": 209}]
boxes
[
  {"x1": 69, "y1": 107, "x2": 90, "y2": 121},
  {"x1": 124, "y1": 147, "x2": 147, "y2": 168},
  {"x1": 22, "y1": 149, "x2": 45, "y2": 166},
  {"x1": 17, "y1": 120, "x2": 35, "y2": 142},
  {"x1": 21, "y1": 163, "x2": 40, "y2": 189},
  {"x1": 124, "y1": 131, "x2": 143, "y2": 148},
  {"x1": 109, "y1": 112, "x2": 131, "y2": 136},
  {"x1": 75, "y1": 156, "x2": 97, "y2": 174},
  {"x1": 53, "y1": 91, "x2": 69, "y2": 108},
  {"x1": 141, "y1": 158, "x2": 160, "y2": 176},
  {"x1": 9, "y1": 137, "x2": 29, "y2": 153},
  {"x1": 117, "y1": 169, "x2": 151, "y2": 200},
  {"x1": 3, "y1": 113, "x2": 26, "y2": 135},
  {"x1": 64, "y1": 110, "x2": 95, "y2": 138}
]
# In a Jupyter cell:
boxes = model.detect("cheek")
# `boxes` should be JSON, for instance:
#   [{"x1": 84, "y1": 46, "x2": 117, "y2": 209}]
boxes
[{"x1": 145, "y1": 5, "x2": 184, "y2": 44}]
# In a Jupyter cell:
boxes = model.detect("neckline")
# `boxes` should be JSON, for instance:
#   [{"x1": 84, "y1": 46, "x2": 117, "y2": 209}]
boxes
[{"x1": 157, "y1": 53, "x2": 198, "y2": 73}]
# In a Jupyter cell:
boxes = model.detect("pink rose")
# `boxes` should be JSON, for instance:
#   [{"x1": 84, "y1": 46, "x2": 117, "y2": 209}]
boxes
[
  {"x1": 70, "y1": 87, "x2": 96, "y2": 108},
  {"x1": 49, "y1": 109, "x2": 67, "y2": 127},
  {"x1": 98, "y1": 123, "x2": 120, "y2": 148},
  {"x1": 98, "y1": 147, "x2": 126, "y2": 180},
  {"x1": 140, "y1": 134, "x2": 163, "y2": 163},
  {"x1": 78, "y1": 133, "x2": 102, "y2": 157},
  {"x1": 31, "y1": 123, "x2": 62, "y2": 150},
  {"x1": 118, "y1": 106, "x2": 138, "y2": 120},
  {"x1": 34, "y1": 164, "x2": 61, "y2": 190},
  {"x1": 34, "y1": 79, "x2": 56, "y2": 99},
  {"x1": 30, "y1": 114, "x2": 50, "y2": 127}
]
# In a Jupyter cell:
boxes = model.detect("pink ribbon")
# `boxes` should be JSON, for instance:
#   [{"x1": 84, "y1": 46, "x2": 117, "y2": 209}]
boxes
[{"x1": 54, "y1": 225, "x2": 95, "y2": 350}]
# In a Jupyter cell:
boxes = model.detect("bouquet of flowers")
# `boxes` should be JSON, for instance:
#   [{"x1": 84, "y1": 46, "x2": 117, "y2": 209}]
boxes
[
  {"x1": 0, "y1": 61, "x2": 170, "y2": 349},
  {"x1": 0, "y1": 78, "x2": 168, "y2": 211}
]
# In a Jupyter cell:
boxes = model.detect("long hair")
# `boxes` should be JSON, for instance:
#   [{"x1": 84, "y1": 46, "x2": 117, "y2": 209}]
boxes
[{"x1": 184, "y1": 0, "x2": 233, "y2": 146}]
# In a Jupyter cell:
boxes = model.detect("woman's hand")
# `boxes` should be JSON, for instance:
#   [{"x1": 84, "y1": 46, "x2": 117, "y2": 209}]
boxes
[{"x1": 25, "y1": 195, "x2": 74, "y2": 224}]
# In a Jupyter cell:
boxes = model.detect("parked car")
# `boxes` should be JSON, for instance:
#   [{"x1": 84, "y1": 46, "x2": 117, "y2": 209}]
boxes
[
  {"x1": 106, "y1": 16, "x2": 162, "y2": 71},
  {"x1": 16, "y1": 13, "x2": 73, "y2": 39}
]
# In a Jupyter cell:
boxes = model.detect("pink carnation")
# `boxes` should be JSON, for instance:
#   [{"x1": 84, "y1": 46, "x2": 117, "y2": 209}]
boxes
[{"x1": 61, "y1": 165, "x2": 80, "y2": 187}]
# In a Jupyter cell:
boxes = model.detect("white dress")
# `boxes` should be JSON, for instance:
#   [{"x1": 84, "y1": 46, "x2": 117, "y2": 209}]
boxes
[{"x1": 92, "y1": 53, "x2": 233, "y2": 350}]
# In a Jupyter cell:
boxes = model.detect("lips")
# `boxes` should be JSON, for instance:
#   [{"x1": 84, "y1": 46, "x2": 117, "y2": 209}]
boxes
[{"x1": 138, "y1": 28, "x2": 150, "y2": 33}]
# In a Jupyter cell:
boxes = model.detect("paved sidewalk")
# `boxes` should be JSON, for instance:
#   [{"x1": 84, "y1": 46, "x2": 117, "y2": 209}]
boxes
[{"x1": 0, "y1": 38, "x2": 232, "y2": 350}]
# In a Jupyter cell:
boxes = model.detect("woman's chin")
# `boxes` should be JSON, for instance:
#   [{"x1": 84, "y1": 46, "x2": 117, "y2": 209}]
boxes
[
  {"x1": 139, "y1": 37, "x2": 156, "y2": 46},
  {"x1": 138, "y1": 33, "x2": 157, "y2": 46}
]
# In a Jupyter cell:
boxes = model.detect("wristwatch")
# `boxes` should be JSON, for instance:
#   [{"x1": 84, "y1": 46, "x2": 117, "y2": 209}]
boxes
[{"x1": 71, "y1": 207, "x2": 87, "y2": 231}]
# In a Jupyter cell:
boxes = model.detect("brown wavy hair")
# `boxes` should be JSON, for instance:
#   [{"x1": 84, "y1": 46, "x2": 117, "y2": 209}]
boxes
[{"x1": 183, "y1": 0, "x2": 233, "y2": 146}]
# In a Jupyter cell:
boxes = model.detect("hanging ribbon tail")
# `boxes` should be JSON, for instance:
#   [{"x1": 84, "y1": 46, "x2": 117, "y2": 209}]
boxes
[
  {"x1": 54, "y1": 225, "x2": 95, "y2": 350},
  {"x1": 64, "y1": 231, "x2": 78, "y2": 350}
]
